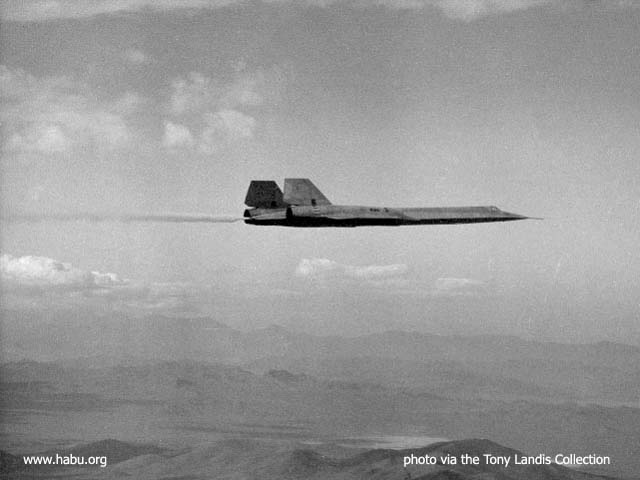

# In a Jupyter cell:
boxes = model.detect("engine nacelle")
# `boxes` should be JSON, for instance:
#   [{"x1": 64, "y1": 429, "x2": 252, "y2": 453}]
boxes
[{"x1": 287, "y1": 205, "x2": 326, "y2": 218}]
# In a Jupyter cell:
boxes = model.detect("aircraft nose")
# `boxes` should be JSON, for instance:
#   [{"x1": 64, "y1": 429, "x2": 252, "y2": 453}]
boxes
[{"x1": 501, "y1": 210, "x2": 531, "y2": 221}]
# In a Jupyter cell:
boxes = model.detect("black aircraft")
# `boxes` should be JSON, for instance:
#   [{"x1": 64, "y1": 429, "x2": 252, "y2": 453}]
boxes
[{"x1": 243, "y1": 178, "x2": 532, "y2": 227}]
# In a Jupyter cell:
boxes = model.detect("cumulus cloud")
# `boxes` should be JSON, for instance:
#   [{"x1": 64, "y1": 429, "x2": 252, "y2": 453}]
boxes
[
  {"x1": 124, "y1": 48, "x2": 150, "y2": 65},
  {"x1": 168, "y1": 69, "x2": 271, "y2": 116},
  {"x1": 433, "y1": 277, "x2": 486, "y2": 296},
  {"x1": 0, "y1": 253, "x2": 207, "y2": 314},
  {"x1": 292, "y1": 260, "x2": 489, "y2": 296},
  {"x1": 1, "y1": 0, "x2": 235, "y2": 21},
  {"x1": 2, "y1": 0, "x2": 635, "y2": 22},
  {"x1": 165, "y1": 68, "x2": 277, "y2": 151},
  {"x1": 162, "y1": 121, "x2": 194, "y2": 149},
  {"x1": 199, "y1": 109, "x2": 255, "y2": 153},
  {"x1": 431, "y1": 0, "x2": 551, "y2": 21},
  {"x1": 295, "y1": 258, "x2": 408, "y2": 282},
  {"x1": 1, "y1": 254, "x2": 127, "y2": 289},
  {"x1": 0, "y1": 65, "x2": 135, "y2": 154},
  {"x1": 213, "y1": 109, "x2": 256, "y2": 140},
  {"x1": 169, "y1": 72, "x2": 225, "y2": 116},
  {"x1": 220, "y1": 72, "x2": 265, "y2": 108},
  {"x1": 6, "y1": 124, "x2": 70, "y2": 154}
]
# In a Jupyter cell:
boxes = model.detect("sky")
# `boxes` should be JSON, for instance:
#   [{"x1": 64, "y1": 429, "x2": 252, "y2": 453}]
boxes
[{"x1": 1, "y1": 0, "x2": 639, "y2": 352}]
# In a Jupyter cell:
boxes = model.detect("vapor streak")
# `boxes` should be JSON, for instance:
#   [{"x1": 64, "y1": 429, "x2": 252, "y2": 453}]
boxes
[{"x1": 2, "y1": 213, "x2": 243, "y2": 224}]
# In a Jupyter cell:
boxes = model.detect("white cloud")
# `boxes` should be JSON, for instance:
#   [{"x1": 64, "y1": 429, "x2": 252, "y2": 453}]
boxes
[
  {"x1": 1, "y1": 254, "x2": 127, "y2": 289},
  {"x1": 433, "y1": 277, "x2": 485, "y2": 295},
  {"x1": 6, "y1": 124, "x2": 70, "y2": 154},
  {"x1": 1, "y1": 65, "x2": 134, "y2": 154},
  {"x1": 298, "y1": 0, "x2": 633, "y2": 21},
  {"x1": 210, "y1": 109, "x2": 255, "y2": 139},
  {"x1": 295, "y1": 258, "x2": 338, "y2": 277},
  {"x1": 165, "y1": 68, "x2": 285, "y2": 151},
  {"x1": 431, "y1": 0, "x2": 551, "y2": 21},
  {"x1": 0, "y1": 253, "x2": 204, "y2": 313},
  {"x1": 295, "y1": 258, "x2": 408, "y2": 281},
  {"x1": 220, "y1": 73, "x2": 264, "y2": 108},
  {"x1": 162, "y1": 121, "x2": 194, "y2": 149},
  {"x1": 168, "y1": 70, "x2": 268, "y2": 116},
  {"x1": 124, "y1": 48, "x2": 150, "y2": 65},
  {"x1": 169, "y1": 72, "x2": 224, "y2": 116},
  {"x1": 198, "y1": 110, "x2": 256, "y2": 154},
  {"x1": 112, "y1": 91, "x2": 144, "y2": 116},
  {"x1": 3, "y1": 0, "x2": 635, "y2": 22},
  {"x1": 0, "y1": 0, "x2": 231, "y2": 22}
]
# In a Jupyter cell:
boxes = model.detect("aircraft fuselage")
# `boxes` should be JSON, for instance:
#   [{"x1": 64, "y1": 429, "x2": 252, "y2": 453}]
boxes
[{"x1": 244, "y1": 205, "x2": 528, "y2": 227}]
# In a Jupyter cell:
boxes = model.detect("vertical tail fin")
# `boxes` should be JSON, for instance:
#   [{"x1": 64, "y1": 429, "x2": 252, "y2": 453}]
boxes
[
  {"x1": 283, "y1": 178, "x2": 331, "y2": 206},
  {"x1": 244, "y1": 181, "x2": 286, "y2": 208}
]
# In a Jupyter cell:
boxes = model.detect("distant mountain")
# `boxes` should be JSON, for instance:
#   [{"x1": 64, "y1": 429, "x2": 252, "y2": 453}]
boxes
[
  {"x1": 240, "y1": 329, "x2": 640, "y2": 406},
  {"x1": 2, "y1": 361, "x2": 638, "y2": 477},
  {"x1": 3, "y1": 317, "x2": 639, "y2": 478},
  {"x1": 281, "y1": 438, "x2": 619, "y2": 480},
  {"x1": 3, "y1": 310, "x2": 638, "y2": 406},
  {"x1": 0, "y1": 439, "x2": 165, "y2": 477},
  {"x1": 0, "y1": 450, "x2": 21, "y2": 473},
  {"x1": 98, "y1": 437, "x2": 623, "y2": 479},
  {"x1": 11, "y1": 437, "x2": 617, "y2": 479},
  {"x1": 49, "y1": 439, "x2": 165, "y2": 465}
]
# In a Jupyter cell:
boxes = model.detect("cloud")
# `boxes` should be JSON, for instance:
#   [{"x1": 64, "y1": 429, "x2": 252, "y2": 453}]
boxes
[
  {"x1": 295, "y1": 258, "x2": 408, "y2": 281},
  {"x1": 199, "y1": 110, "x2": 255, "y2": 153},
  {"x1": 5, "y1": 124, "x2": 71, "y2": 154},
  {"x1": 169, "y1": 72, "x2": 224, "y2": 116},
  {"x1": 165, "y1": 69, "x2": 275, "y2": 151},
  {"x1": 220, "y1": 72, "x2": 265, "y2": 108},
  {"x1": 124, "y1": 48, "x2": 150, "y2": 65},
  {"x1": 0, "y1": 1, "x2": 249, "y2": 22},
  {"x1": 162, "y1": 121, "x2": 195, "y2": 149},
  {"x1": 0, "y1": 0, "x2": 236, "y2": 22},
  {"x1": 1, "y1": 254, "x2": 127, "y2": 289},
  {"x1": 1, "y1": 65, "x2": 135, "y2": 154},
  {"x1": 168, "y1": 70, "x2": 269, "y2": 116},
  {"x1": 273, "y1": 0, "x2": 638, "y2": 21},
  {"x1": 430, "y1": 0, "x2": 551, "y2": 21},
  {"x1": 0, "y1": 253, "x2": 208, "y2": 314},
  {"x1": 433, "y1": 277, "x2": 486, "y2": 296},
  {"x1": 2, "y1": 0, "x2": 636, "y2": 22},
  {"x1": 292, "y1": 260, "x2": 490, "y2": 297},
  {"x1": 214, "y1": 109, "x2": 256, "y2": 140}
]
